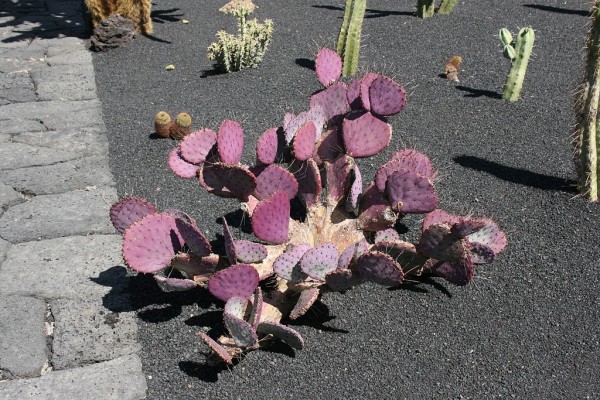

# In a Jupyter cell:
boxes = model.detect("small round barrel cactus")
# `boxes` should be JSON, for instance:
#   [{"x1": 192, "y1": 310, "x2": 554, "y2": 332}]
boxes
[
  {"x1": 154, "y1": 111, "x2": 171, "y2": 138},
  {"x1": 170, "y1": 112, "x2": 192, "y2": 140}
]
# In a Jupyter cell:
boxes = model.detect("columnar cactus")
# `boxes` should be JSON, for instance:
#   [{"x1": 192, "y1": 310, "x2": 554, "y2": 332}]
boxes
[
  {"x1": 336, "y1": 0, "x2": 366, "y2": 76},
  {"x1": 499, "y1": 27, "x2": 535, "y2": 102},
  {"x1": 207, "y1": 0, "x2": 273, "y2": 73},
  {"x1": 437, "y1": 0, "x2": 457, "y2": 14},
  {"x1": 573, "y1": 2, "x2": 600, "y2": 201},
  {"x1": 417, "y1": 0, "x2": 435, "y2": 18},
  {"x1": 110, "y1": 48, "x2": 507, "y2": 366}
]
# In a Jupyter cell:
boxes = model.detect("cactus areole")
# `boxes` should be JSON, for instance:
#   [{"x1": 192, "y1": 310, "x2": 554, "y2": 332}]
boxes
[
  {"x1": 573, "y1": 2, "x2": 600, "y2": 201},
  {"x1": 110, "y1": 48, "x2": 508, "y2": 366}
]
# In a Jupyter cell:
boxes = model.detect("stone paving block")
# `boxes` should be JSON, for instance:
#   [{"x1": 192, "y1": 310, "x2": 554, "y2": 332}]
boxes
[
  {"x1": 0, "y1": 31, "x2": 34, "y2": 49},
  {"x1": 0, "y1": 134, "x2": 9, "y2": 141},
  {"x1": 31, "y1": 64, "x2": 96, "y2": 101},
  {"x1": 0, "y1": 187, "x2": 117, "y2": 242},
  {"x1": 0, "y1": 43, "x2": 46, "y2": 61},
  {"x1": 0, "y1": 141, "x2": 80, "y2": 170},
  {"x1": 0, "y1": 236, "x2": 8, "y2": 262},
  {"x1": 0, "y1": 71, "x2": 37, "y2": 104},
  {"x1": 0, "y1": 99, "x2": 104, "y2": 131},
  {"x1": 12, "y1": 128, "x2": 109, "y2": 156},
  {"x1": 0, "y1": 295, "x2": 48, "y2": 378},
  {"x1": 0, "y1": 182, "x2": 23, "y2": 216},
  {"x1": 0, "y1": 119, "x2": 46, "y2": 135},
  {"x1": 47, "y1": 49, "x2": 92, "y2": 66},
  {"x1": 51, "y1": 299, "x2": 141, "y2": 370},
  {"x1": 0, "y1": 156, "x2": 114, "y2": 195},
  {"x1": 0, "y1": 234, "x2": 126, "y2": 299},
  {"x1": 0, "y1": 354, "x2": 147, "y2": 400},
  {"x1": 44, "y1": 37, "x2": 85, "y2": 57}
]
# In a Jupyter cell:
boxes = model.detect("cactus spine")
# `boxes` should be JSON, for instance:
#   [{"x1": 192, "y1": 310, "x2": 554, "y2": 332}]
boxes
[
  {"x1": 573, "y1": 3, "x2": 600, "y2": 201},
  {"x1": 336, "y1": 0, "x2": 366, "y2": 77},
  {"x1": 437, "y1": 0, "x2": 457, "y2": 14},
  {"x1": 499, "y1": 27, "x2": 535, "y2": 102},
  {"x1": 417, "y1": 0, "x2": 435, "y2": 18}
]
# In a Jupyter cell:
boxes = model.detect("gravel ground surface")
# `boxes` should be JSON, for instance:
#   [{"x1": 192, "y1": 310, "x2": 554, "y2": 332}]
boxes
[{"x1": 93, "y1": 0, "x2": 599, "y2": 398}]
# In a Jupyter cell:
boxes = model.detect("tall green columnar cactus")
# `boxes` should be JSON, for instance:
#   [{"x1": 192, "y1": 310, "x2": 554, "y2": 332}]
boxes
[
  {"x1": 499, "y1": 27, "x2": 535, "y2": 102},
  {"x1": 573, "y1": 3, "x2": 600, "y2": 201},
  {"x1": 437, "y1": 0, "x2": 457, "y2": 14},
  {"x1": 336, "y1": 0, "x2": 366, "y2": 77},
  {"x1": 417, "y1": 0, "x2": 435, "y2": 18}
]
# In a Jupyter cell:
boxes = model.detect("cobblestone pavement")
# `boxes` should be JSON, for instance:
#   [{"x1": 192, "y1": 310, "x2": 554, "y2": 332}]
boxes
[{"x1": 0, "y1": 0, "x2": 147, "y2": 398}]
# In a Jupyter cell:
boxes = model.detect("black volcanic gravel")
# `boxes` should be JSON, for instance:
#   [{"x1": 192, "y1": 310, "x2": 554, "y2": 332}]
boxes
[{"x1": 92, "y1": 0, "x2": 600, "y2": 398}]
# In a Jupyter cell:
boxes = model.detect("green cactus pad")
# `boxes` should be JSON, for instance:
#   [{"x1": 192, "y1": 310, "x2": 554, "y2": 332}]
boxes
[{"x1": 257, "y1": 321, "x2": 304, "y2": 350}]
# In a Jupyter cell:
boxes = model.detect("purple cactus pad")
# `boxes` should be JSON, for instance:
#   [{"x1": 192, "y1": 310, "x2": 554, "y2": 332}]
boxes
[
  {"x1": 196, "y1": 331, "x2": 233, "y2": 365},
  {"x1": 465, "y1": 218, "x2": 507, "y2": 256},
  {"x1": 249, "y1": 287, "x2": 263, "y2": 329},
  {"x1": 368, "y1": 75, "x2": 407, "y2": 117},
  {"x1": 346, "y1": 77, "x2": 363, "y2": 109},
  {"x1": 199, "y1": 163, "x2": 257, "y2": 201},
  {"x1": 233, "y1": 240, "x2": 268, "y2": 263},
  {"x1": 313, "y1": 127, "x2": 344, "y2": 164},
  {"x1": 122, "y1": 213, "x2": 184, "y2": 273},
  {"x1": 162, "y1": 209, "x2": 197, "y2": 227},
  {"x1": 385, "y1": 170, "x2": 438, "y2": 213},
  {"x1": 356, "y1": 251, "x2": 404, "y2": 286},
  {"x1": 293, "y1": 159, "x2": 322, "y2": 208},
  {"x1": 256, "y1": 321, "x2": 304, "y2": 350},
  {"x1": 256, "y1": 127, "x2": 279, "y2": 165},
  {"x1": 289, "y1": 287, "x2": 320, "y2": 320},
  {"x1": 273, "y1": 243, "x2": 311, "y2": 282},
  {"x1": 223, "y1": 312, "x2": 258, "y2": 348},
  {"x1": 251, "y1": 190, "x2": 290, "y2": 244},
  {"x1": 292, "y1": 121, "x2": 318, "y2": 161},
  {"x1": 359, "y1": 72, "x2": 380, "y2": 111},
  {"x1": 221, "y1": 218, "x2": 237, "y2": 264},
  {"x1": 175, "y1": 218, "x2": 212, "y2": 257},
  {"x1": 224, "y1": 296, "x2": 249, "y2": 320},
  {"x1": 154, "y1": 275, "x2": 197, "y2": 292},
  {"x1": 309, "y1": 82, "x2": 350, "y2": 126},
  {"x1": 345, "y1": 164, "x2": 363, "y2": 214},
  {"x1": 325, "y1": 155, "x2": 354, "y2": 204},
  {"x1": 374, "y1": 228, "x2": 401, "y2": 243},
  {"x1": 110, "y1": 197, "x2": 157, "y2": 234},
  {"x1": 315, "y1": 48, "x2": 342, "y2": 87},
  {"x1": 180, "y1": 128, "x2": 217, "y2": 164},
  {"x1": 390, "y1": 149, "x2": 438, "y2": 180},
  {"x1": 284, "y1": 105, "x2": 326, "y2": 144},
  {"x1": 358, "y1": 184, "x2": 397, "y2": 231},
  {"x1": 418, "y1": 224, "x2": 469, "y2": 262},
  {"x1": 342, "y1": 112, "x2": 391, "y2": 158},
  {"x1": 429, "y1": 258, "x2": 474, "y2": 286},
  {"x1": 168, "y1": 147, "x2": 199, "y2": 179},
  {"x1": 300, "y1": 242, "x2": 339, "y2": 281},
  {"x1": 325, "y1": 268, "x2": 364, "y2": 291},
  {"x1": 217, "y1": 120, "x2": 244, "y2": 165},
  {"x1": 208, "y1": 264, "x2": 260, "y2": 302}
]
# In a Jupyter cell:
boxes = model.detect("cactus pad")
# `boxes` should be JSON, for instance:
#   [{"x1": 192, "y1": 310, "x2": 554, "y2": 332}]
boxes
[
  {"x1": 256, "y1": 127, "x2": 279, "y2": 165},
  {"x1": 346, "y1": 164, "x2": 363, "y2": 214},
  {"x1": 429, "y1": 259, "x2": 474, "y2": 286},
  {"x1": 208, "y1": 264, "x2": 260, "y2": 301},
  {"x1": 168, "y1": 147, "x2": 199, "y2": 179},
  {"x1": 196, "y1": 331, "x2": 233, "y2": 365},
  {"x1": 342, "y1": 112, "x2": 391, "y2": 158},
  {"x1": 217, "y1": 120, "x2": 244, "y2": 165},
  {"x1": 224, "y1": 312, "x2": 258, "y2": 348},
  {"x1": 289, "y1": 287, "x2": 320, "y2": 320},
  {"x1": 418, "y1": 224, "x2": 469, "y2": 263},
  {"x1": 368, "y1": 75, "x2": 407, "y2": 117},
  {"x1": 390, "y1": 149, "x2": 438, "y2": 179},
  {"x1": 273, "y1": 243, "x2": 311, "y2": 282},
  {"x1": 325, "y1": 268, "x2": 363, "y2": 291},
  {"x1": 315, "y1": 48, "x2": 343, "y2": 87},
  {"x1": 284, "y1": 105, "x2": 326, "y2": 144},
  {"x1": 110, "y1": 197, "x2": 157, "y2": 234},
  {"x1": 221, "y1": 217, "x2": 237, "y2": 264},
  {"x1": 248, "y1": 287, "x2": 263, "y2": 329},
  {"x1": 465, "y1": 218, "x2": 507, "y2": 256},
  {"x1": 314, "y1": 127, "x2": 344, "y2": 164},
  {"x1": 256, "y1": 321, "x2": 304, "y2": 350},
  {"x1": 358, "y1": 184, "x2": 397, "y2": 231},
  {"x1": 309, "y1": 82, "x2": 351, "y2": 125},
  {"x1": 346, "y1": 77, "x2": 363, "y2": 109},
  {"x1": 385, "y1": 170, "x2": 438, "y2": 213},
  {"x1": 356, "y1": 251, "x2": 404, "y2": 286},
  {"x1": 326, "y1": 155, "x2": 354, "y2": 204},
  {"x1": 374, "y1": 228, "x2": 400, "y2": 243},
  {"x1": 154, "y1": 275, "x2": 198, "y2": 292},
  {"x1": 199, "y1": 163, "x2": 257, "y2": 201},
  {"x1": 224, "y1": 296, "x2": 249, "y2": 320},
  {"x1": 180, "y1": 128, "x2": 217, "y2": 164},
  {"x1": 162, "y1": 209, "x2": 197, "y2": 226},
  {"x1": 123, "y1": 213, "x2": 184, "y2": 273},
  {"x1": 300, "y1": 243, "x2": 339, "y2": 281},
  {"x1": 358, "y1": 72, "x2": 380, "y2": 111},
  {"x1": 234, "y1": 240, "x2": 268, "y2": 263},
  {"x1": 174, "y1": 218, "x2": 212, "y2": 257},
  {"x1": 293, "y1": 159, "x2": 322, "y2": 208},
  {"x1": 251, "y1": 190, "x2": 290, "y2": 244},
  {"x1": 292, "y1": 121, "x2": 318, "y2": 161}
]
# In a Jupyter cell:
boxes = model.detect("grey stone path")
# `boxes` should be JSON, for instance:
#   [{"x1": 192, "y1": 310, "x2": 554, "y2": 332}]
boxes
[{"x1": 0, "y1": 0, "x2": 146, "y2": 398}]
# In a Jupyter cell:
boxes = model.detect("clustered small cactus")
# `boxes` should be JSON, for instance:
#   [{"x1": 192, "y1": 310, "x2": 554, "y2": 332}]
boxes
[
  {"x1": 207, "y1": 0, "x2": 274, "y2": 73},
  {"x1": 111, "y1": 48, "x2": 507, "y2": 366},
  {"x1": 417, "y1": 0, "x2": 457, "y2": 18},
  {"x1": 153, "y1": 111, "x2": 192, "y2": 139},
  {"x1": 499, "y1": 27, "x2": 535, "y2": 102}
]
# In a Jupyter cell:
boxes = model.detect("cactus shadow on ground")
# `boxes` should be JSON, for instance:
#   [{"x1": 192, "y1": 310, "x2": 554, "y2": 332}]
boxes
[
  {"x1": 455, "y1": 85, "x2": 501, "y2": 99},
  {"x1": 92, "y1": 266, "x2": 218, "y2": 322},
  {"x1": 522, "y1": 4, "x2": 588, "y2": 16},
  {"x1": 453, "y1": 156, "x2": 578, "y2": 193},
  {"x1": 295, "y1": 58, "x2": 316, "y2": 71},
  {"x1": 311, "y1": 5, "x2": 414, "y2": 19}
]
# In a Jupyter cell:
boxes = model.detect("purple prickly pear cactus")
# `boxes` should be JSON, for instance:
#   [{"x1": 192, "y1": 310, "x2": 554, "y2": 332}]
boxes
[
  {"x1": 208, "y1": 264, "x2": 260, "y2": 302},
  {"x1": 356, "y1": 251, "x2": 405, "y2": 286},
  {"x1": 110, "y1": 197, "x2": 157, "y2": 234},
  {"x1": 299, "y1": 243, "x2": 339, "y2": 281},
  {"x1": 251, "y1": 190, "x2": 290, "y2": 244},
  {"x1": 180, "y1": 128, "x2": 217, "y2": 164},
  {"x1": 292, "y1": 121, "x2": 318, "y2": 161},
  {"x1": 256, "y1": 321, "x2": 304, "y2": 349},
  {"x1": 289, "y1": 287, "x2": 320, "y2": 320},
  {"x1": 309, "y1": 82, "x2": 351, "y2": 126},
  {"x1": 273, "y1": 243, "x2": 311, "y2": 282},
  {"x1": 342, "y1": 112, "x2": 391, "y2": 158},
  {"x1": 368, "y1": 75, "x2": 407, "y2": 117},
  {"x1": 256, "y1": 127, "x2": 279, "y2": 165},
  {"x1": 359, "y1": 72, "x2": 380, "y2": 111},
  {"x1": 346, "y1": 77, "x2": 363, "y2": 110},
  {"x1": 168, "y1": 147, "x2": 199, "y2": 179},
  {"x1": 218, "y1": 120, "x2": 244, "y2": 165},
  {"x1": 315, "y1": 47, "x2": 342, "y2": 87},
  {"x1": 385, "y1": 170, "x2": 438, "y2": 213}
]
